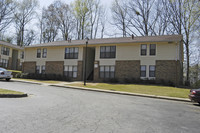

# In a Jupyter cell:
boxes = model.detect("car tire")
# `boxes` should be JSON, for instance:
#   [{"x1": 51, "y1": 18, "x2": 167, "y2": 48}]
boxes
[
  {"x1": 6, "y1": 78, "x2": 11, "y2": 81},
  {"x1": 198, "y1": 102, "x2": 200, "y2": 105}
]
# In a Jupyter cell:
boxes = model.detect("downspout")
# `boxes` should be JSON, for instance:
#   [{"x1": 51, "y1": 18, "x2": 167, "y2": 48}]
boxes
[{"x1": 175, "y1": 42, "x2": 178, "y2": 87}]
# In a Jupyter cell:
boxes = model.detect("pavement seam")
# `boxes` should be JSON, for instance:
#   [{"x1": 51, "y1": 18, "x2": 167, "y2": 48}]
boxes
[{"x1": 12, "y1": 79, "x2": 190, "y2": 102}]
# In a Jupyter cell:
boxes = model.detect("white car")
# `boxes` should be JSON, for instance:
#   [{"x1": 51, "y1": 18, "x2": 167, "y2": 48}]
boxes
[{"x1": 0, "y1": 67, "x2": 13, "y2": 81}]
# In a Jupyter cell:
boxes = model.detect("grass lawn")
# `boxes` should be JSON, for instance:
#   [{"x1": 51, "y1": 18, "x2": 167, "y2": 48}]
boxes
[
  {"x1": 67, "y1": 83, "x2": 190, "y2": 98},
  {"x1": 0, "y1": 88, "x2": 24, "y2": 95},
  {"x1": 13, "y1": 78, "x2": 62, "y2": 84},
  {"x1": 8, "y1": 70, "x2": 22, "y2": 73},
  {"x1": 13, "y1": 78, "x2": 190, "y2": 99}
]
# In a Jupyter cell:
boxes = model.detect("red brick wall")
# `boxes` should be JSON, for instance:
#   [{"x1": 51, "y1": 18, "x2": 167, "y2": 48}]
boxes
[
  {"x1": 77, "y1": 61, "x2": 83, "y2": 81},
  {"x1": 156, "y1": 60, "x2": 183, "y2": 86},
  {"x1": 46, "y1": 61, "x2": 64, "y2": 75},
  {"x1": 23, "y1": 62, "x2": 36, "y2": 73},
  {"x1": 115, "y1": 60, "x2": 140, "y2": 80}
]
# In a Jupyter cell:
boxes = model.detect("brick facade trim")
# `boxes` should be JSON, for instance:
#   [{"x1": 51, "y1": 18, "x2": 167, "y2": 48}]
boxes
[
  {"x1": 115, "y1": 60, "x2": 140, "y2": 80},
  {"x1": 22, "y1": 61, "x2": 36, "y2": 73},
  {"x1": 156, "y1": 60, "x2": 183, "y2": 86},
  {"x1": 77, "y1": 61, "x2": 83, "y2": 81},
  {"x1": 46, "y1": 61, "x2": 64, "y2": 75}
]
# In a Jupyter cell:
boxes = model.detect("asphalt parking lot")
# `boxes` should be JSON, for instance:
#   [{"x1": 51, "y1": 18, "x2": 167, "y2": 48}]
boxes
[{"x1": 0, "y1": 81, "x2": 200, "y2": 133}]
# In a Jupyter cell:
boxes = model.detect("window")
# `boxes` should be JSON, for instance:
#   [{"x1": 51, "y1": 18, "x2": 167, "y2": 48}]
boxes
[
  {"x1": 1, "y1": 47, "x2": 10, "y2": 56},
  {"x1": 42, "y1": 48, "x2": 47, "y2": 58},
  {"x1": 140, "y1": 65, "x2": 146, "y2": 77},
  {"x1": 149, "y1": 65, "x2": 156, "y2": 77},
  {"x1": 65, "y1": 48, "x2": 78, "y2": 59},
  {"x1": 150, "y1": 44, "x2": 156, "y2": 55},
  {"x1": 141, "y1": 44, "x2": 147, "y2": 56},
  {"x1": 19, "y1": 62, "x2": 22, "y2": 69},
  {"x1": 100, "y1": 66, "x2": 115, "y2": 79},
  {"x1": 37, "y1": 49, "x2": 41, "y2": 58},
  {"x1": 64, "y1": 66, "x2": 77, "y2": 78},
  {"x1": 41, "y1": 66, "x2": 45, "y2": 74},
  {"x1": 0, "y1": 59, "x2": 8, "y2": 68},
  {"x1": 20, "y1": 51, "x2": 24, "y2": 59},
  {"x1": 36, "y1": 66, "x2": 40, "y2": 74},
  {"x1": 100, "y1": 46, "x2": 116, "y2": 58}
]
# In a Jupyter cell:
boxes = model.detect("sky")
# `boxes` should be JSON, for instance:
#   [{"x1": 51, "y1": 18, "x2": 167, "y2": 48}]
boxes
[
  {"x1": 39, "y1": 0, "x2": 112, "y2": 8},
  {"x1": 37, "y1": 0, "x2": 120, "y2": 39},
  {"x1": 4, "y1": 0, "x2": 115, "y2": 45}
]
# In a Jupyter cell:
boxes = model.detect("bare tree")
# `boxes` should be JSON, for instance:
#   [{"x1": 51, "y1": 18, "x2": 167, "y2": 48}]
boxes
[
  {"x1": 14, "y1": 0, "x2": 38, "y2": 46},
  {"x1": 23, "y1": 30, "x2": 36, "y2": 46},
  {"x1": 0, "y1": 0, "x2": 16, "y2": 34},
  {"x1": 36, "y1": 9, "x2": 45, "y2": 44},
  {"x1": 72, "y1": 0, "x2": 89, "y2": 40},
  {"x1": 42, "y1": 3, "x2": 60, "y2": 43},
  {"x1": 111, "y1": 0, "x2": 129, "y2": 37},
  {"x1": 54, "y1": 1, "x2": 75, "y2": 40},
  {"x1": 149, "y1": 0, "x2": 169, "y2": 35},
  {"x1": 166, "y1": 0, "x2": 200, "y2": 83},
  {"x1": 87, "y1": 0, "x2": 104, "y2": 39},
  {"x1": 100, "y1": 8, "x2": 106, "y2": 38},
  {"x1": 127, "y1": 0, "x2": 157, "y2": 36}
]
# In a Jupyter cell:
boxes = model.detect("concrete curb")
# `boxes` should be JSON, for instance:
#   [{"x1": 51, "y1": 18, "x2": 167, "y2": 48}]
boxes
[
  {"x1": 11, "y1": 80, "x2": 42, "y2": 85},
  {"x1": 50, "y1": 84, "x2": 190, "y2": 102},
  {"x1": 13, "y1": 79, "x2": 190, "y2": 102},
  {"x1": 0, "y1": 94, "x2": 28, "y2": 98}
]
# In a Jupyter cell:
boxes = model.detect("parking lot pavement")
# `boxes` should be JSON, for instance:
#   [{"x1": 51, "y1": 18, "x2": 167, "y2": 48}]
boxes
[{"x1": 0, "y1": 81, "x2": 200, "y2": 133}]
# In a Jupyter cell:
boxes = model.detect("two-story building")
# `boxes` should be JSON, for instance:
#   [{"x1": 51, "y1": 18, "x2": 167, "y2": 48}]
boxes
[
  {"x1": 23, "y1": 35, "x2": 183, "y2": 86},
  {"x1": 0, "y1": 41, "x2": 24, "y2": 70}
]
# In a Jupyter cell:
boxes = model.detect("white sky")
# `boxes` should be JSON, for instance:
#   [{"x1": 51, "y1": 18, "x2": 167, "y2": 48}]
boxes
[
  {"x1": 6, "y1": 0, "x2": 115, "y2": 44},
  {"x1": 39, "y1": 0, "x2": 112, "y2": 8},
  {"x1": 38, "y1": 0, "x2": 118, "y2": 38}
]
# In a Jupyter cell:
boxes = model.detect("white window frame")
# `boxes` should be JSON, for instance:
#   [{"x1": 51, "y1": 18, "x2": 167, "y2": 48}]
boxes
[{"x1": 64, "y1": 65, "x2": 78, "y2": 78}]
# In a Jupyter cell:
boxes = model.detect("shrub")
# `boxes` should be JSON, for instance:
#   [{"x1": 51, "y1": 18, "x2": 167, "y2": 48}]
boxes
[
  {"x1": 103, "y1": 78, "x2": 119, "y2": 83},
  {"x1": 142, "y1": 78, "x2": 149, "y2": 84},
  {"x1": 192, "y1": 80, "x2": 200, "y2": 88},
  {"x1": 134, "y1": 78, "x2": 142, "y2": 84},
  {"x1": 160, "y1": 79, "x2": 166, "y2": 85},
  {"x1": 109, "y1": 78, "x2": 119, "y2": 83},
  {"x1": 63, "y1": 76, "x2": 72, "y2": 82},
  {"x1": 20, "y1": 73, "x2": 74, "y2": 82},
  {"x1": 168, "y1": 80, "x2": 175, "y2": 87},
  {"x1": 46, "y1": 74, "x2": 55, "y2": 80},
  {"x1": 185, "y1": 81, "x2": 190, "y2": 86},
  {"x1": 148, "y1": 79, "x2": 156, "y2": 84},
  {"x1": 123, "y1": 78, "x2": 132, "y2": 84},
  {"x1": 15, "y1": 73, "x2": 22, "y2": 78},
  {"x1": 9, "y1": 70, "x2": 22, "y2": 78}
]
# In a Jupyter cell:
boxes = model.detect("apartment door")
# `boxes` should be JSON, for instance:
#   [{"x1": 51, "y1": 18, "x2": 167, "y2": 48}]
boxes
[{"x1": 83, "y1": 47, "x2": 95, "y2": 81}]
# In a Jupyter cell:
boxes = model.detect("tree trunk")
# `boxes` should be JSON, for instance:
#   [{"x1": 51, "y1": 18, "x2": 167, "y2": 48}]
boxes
[
  {"x1": 21, "y1": 25, "x2": 24, "y2": 47},
  {"x1": 185, "y1": 42, "x2": 190, "y2": 83},
  {"x1": 82, "y1": 17, "x2": 85, "y2": 40},
  {"x1": 123, "y1": 20, "x2": 126, "y2": 37}
]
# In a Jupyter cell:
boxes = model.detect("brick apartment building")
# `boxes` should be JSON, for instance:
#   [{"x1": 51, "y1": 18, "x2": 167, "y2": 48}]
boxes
[
  {"x1": 23, "y1": 35, "x2": 183, "y2": 86},
  {"x1": 0, "y1": 41, "x2": 24, "y2": 70}
]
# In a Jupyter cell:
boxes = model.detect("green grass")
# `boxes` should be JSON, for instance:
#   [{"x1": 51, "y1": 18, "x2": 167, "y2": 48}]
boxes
[
  {"x1": 0, "y1": 88, "x2": 24, "y2": 94},
  {"x1": 13, "y1": 78, "x2": 190, "y2": 99},
  {"x1": 68, "y1": 83, "x2": 190, "y2": 98},
  {"x1": 7, "y1": 70, "x2": 22, "y2": 73},
  {"x1": 13, "y1": 78, "x2": 61, "y2": 84}
]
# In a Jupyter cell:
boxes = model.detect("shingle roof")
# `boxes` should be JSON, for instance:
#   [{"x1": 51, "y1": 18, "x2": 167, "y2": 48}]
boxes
[
  {"x1": 26, "y1": 35, "x2": 183, "y2": 48},
  {"x1": 0, "y1": 41, "x2": 23, "y2": 50}
]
